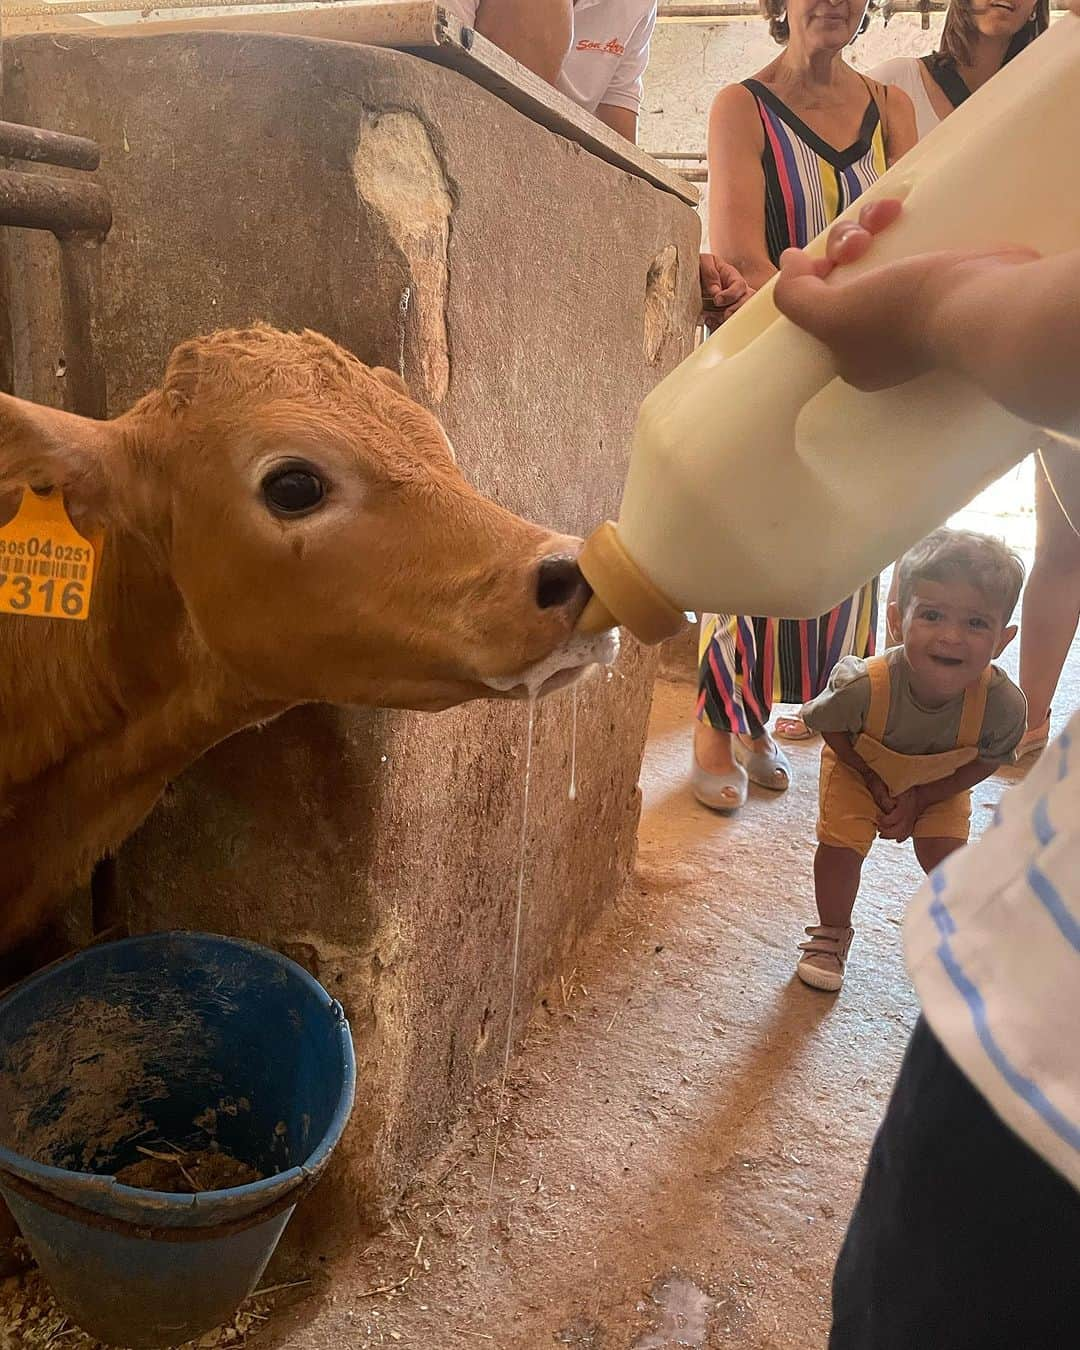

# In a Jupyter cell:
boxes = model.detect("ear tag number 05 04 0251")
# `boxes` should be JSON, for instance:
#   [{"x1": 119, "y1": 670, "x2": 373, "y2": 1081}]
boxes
[{"x1": 0, "y1": 488, "x2": 99, "y2": 622}]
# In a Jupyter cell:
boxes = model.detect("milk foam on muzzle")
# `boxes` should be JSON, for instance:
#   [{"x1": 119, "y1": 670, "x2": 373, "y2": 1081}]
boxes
[{"x1": 484, "y1": 629, "x2": 620, "y2": 698}]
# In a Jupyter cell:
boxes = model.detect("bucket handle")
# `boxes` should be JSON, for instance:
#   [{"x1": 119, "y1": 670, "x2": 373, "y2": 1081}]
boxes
[{"x1": 0, "y1": 1164, "x2": 320, "y2": 1244}]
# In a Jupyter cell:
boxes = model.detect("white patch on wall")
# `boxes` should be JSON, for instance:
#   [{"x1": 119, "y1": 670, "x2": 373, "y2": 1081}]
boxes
[{"x1": 354, "y1": 112, "x2": 453, "y2": 402}]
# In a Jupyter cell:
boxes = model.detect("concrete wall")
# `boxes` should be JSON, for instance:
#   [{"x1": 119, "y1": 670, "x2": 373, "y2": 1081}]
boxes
[
  {"x1": 3, "y1": 31, "x2": 699, "y2": 1254},
  {"x1": 640, "y1": 15, "x2": 947, "y2": 245}
]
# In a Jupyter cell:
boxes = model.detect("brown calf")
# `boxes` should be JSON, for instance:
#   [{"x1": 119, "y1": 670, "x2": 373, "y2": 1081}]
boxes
[{"x1": 0, "y1": 326, "x2": 615, "y2": 957}]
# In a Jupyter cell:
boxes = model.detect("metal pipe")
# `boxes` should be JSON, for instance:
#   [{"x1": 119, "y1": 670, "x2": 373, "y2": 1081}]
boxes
[
  {"x1": 4, "y1": 0, "x2": 1067, "y2": 16},
  {"x1": 0, "y1": 120, "x2": 101, "y2": 172},
  {"x1": 0, "y1": 170, "x2": 112, "y2": 239},
  {"x1": 59, "y1": 234, "x2": 108, "y2": 419},
  {"x1": 6, "y1": 0, "x2": 343, "y2": 14},
  {"x1": 657, "y1": 0, "x2": 1067, "y2": 13},
  {"x1": 659, "y1": 3, "x2": 777, "y2": 14},
  {"x1": 4, "y1": 0, "x2": 1066, "y2": 24}
]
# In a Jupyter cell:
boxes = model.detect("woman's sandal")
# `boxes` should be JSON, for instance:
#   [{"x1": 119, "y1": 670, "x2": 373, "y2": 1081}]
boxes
[
  {"x1": 1017, "y1": 712, "x2": 1051, "y2": 762},
  {"x1": 733, "y1": 735, "x2": 793, "y2": 791},
  {"x1": 773, "y1": 715, "x2": 817, "y2": 742},
  {"x1": 690, "y1": 758, "x2": 748, "y2": 813}
]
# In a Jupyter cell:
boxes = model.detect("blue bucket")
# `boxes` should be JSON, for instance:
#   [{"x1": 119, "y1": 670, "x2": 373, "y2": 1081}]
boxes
[{"x1": 0, "y1": 932, "x2": 356, "y2": 1347}]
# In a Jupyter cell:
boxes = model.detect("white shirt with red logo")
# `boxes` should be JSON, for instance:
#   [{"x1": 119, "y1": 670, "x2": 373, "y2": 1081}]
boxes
[{"x1": 443, "y1": 1, "x2": 657, "y2": 115}]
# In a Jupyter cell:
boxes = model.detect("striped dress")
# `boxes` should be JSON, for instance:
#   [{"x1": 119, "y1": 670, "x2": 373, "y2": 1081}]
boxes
[{"x1": 698, "y1": 79, "x2": 886, "y2": 738}]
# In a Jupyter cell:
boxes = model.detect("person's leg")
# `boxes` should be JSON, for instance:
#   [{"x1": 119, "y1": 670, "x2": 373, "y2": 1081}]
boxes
[
  {"x1": 781, "y1": 578, "x2": 880, "y2": 738},
  {"x1": 693, "y1": 615, "x2": 746, "y2": 807},
  {"x1": 913, "y1": 834, "x2": 964, "y2": 874},
  {"x1": 731, "y1": 615, "x2": 792, "y2": 786},
  {"x1": 814, "y1": 844, "x2": 864, "y2": 928},
  {"x1": 694, "y1": 615, "x2": 788, "y2": 800},
  {"x1": 830, "y1": 1016, "x2": 1080, "y2": 1350},
  {"x1": 692, "y1": 718, "x2": 735, "y2": 773},
  {"x1": 801, "y1": 753, "x2": 877, "y2": 990},
  {"x1": 1018, "y1": 447, "x2": 1080, "y2": 746},
  {"x1": 797, "y1": 844, "x2": 862, "y2": 991},
  {"x1": 732, "y1": 613, "x2": 779, "y2": 751}
]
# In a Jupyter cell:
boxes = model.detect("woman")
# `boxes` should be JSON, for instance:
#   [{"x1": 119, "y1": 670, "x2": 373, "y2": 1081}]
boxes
[
  {"x1": 871, "y1": 0, "x2": 1048, "y2": 139},
  {"x1": 871, "y1": 0, "x2": 1061, "y2": 758},
  {"x1": 692, "y1": 0, "x2": 916, "y2": 812}
]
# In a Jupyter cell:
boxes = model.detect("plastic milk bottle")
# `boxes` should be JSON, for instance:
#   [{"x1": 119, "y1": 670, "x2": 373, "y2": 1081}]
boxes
[{"x1": 576, "y1": 15, "x2": 1080, "y2": 643}]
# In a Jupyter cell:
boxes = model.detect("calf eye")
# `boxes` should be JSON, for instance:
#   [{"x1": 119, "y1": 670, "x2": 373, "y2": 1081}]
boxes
[{"x1": 262, "y1": 465, "x2": 325, "y2": 517}]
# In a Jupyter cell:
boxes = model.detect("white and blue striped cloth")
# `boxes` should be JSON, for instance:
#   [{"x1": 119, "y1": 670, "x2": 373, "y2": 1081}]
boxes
[{"x1": 905, "y1": 712, "x2": 1080, "y2": 1191}]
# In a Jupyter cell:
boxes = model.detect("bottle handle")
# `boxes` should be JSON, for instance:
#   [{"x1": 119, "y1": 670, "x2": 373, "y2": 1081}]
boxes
[
  {"x1": 711, "y1": 171, "x2": 918, "y2": 367},
  {"x1": 723, "y1": 309, "x2": 840, "y2": 428}
]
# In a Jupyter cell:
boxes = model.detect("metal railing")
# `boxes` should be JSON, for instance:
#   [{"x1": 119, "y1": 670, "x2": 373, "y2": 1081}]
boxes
[
  {"x1": 2, "y1": 0, "x2": 1068, "y2": 28},
  {"x1": 0, "y1": 118, "x2": 112, "y2": 415}
]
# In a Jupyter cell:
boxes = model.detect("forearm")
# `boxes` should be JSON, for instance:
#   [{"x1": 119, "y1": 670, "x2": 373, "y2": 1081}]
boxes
[
  {"x1": 595, "y1": 103, "x2": 637, "y2": 143},
  {"x1": 474, "y1": 0, "x2": 573, "y2": 83},
  {"x1": 822, "y1": 731, "x2": 880, "y2": 787},
  {"x1": 737, "y1": 258, "x2": 777, "y2": 293},
  {"x1": 705, "y1": 208, "x2": 775, "y2": 291},
  {"x1": 927, "y1": 251, "x2": 1080, "y2": 435},
  {"x1": 917, "y1": 758, "x2": 998, "y2": 807}
]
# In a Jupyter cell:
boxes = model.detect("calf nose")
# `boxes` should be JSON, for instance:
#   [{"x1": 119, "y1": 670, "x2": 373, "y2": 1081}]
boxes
[{"x1": 535, "y1": 552, "x2": 591, "y2": 615}]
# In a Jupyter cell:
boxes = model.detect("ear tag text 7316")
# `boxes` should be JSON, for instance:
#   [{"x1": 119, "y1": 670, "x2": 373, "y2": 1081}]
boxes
[{"x1": 0, "y1": 488, "x2": 99, "y2": 621}]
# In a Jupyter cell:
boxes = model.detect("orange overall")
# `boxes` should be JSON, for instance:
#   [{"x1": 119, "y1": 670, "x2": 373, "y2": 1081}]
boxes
[{"x1": 817, "y1": 656, "x2": 991, "y2": 857}]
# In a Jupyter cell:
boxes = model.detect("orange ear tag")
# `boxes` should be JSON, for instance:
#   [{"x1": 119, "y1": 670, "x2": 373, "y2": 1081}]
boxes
[{"x1": 0, "y1": 488, "x2": 100, "y2": 622}]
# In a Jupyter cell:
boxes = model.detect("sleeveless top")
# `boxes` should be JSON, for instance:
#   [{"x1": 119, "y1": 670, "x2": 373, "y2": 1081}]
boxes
[
  {"x1": 870, "y1": 56, "x2": 942, "y2": 141},
  {"x1": 921, "y1": 21, "x2": 1039, "y2": 111},
  {"x1": 741, "y1": 78, "x2": 887, "y2": 264}
]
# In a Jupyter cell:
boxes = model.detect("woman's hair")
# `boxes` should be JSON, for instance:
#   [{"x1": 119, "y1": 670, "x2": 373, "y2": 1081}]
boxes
[
  {"x1": 760, "y1": 0, "x2": 791, "y2": 44},
  {"x1": 937, "y1": 0, "x2": 1050, "y2": 67},
  {"x1": 760, "y1": 1, "x2": 875, "y2": 46}
]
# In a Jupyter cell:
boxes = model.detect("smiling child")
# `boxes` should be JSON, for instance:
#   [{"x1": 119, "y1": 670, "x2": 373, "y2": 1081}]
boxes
[{"x1": 796, "y1": 528, "x2": 1027, "y2": 991}]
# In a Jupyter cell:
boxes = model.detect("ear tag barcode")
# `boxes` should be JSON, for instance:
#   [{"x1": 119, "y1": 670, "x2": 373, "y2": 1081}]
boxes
[{"x1": 0, "y1": 488, "x2": 99, "y2": 622}]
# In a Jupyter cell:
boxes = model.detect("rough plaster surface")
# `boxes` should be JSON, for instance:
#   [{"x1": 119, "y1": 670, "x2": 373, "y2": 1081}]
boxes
[
  {"x1": 641, "y1": 16, "x2": 947, "y2": 245},
  {"x1": 643, "y1": 242, "x2": 680, "y2": 366},
  {"x1": 3, "y1": 31, "x2": 699, "y2": 1254},
  {"x1": 352, "y1": 110, "x2": 452, "y2": 399}
]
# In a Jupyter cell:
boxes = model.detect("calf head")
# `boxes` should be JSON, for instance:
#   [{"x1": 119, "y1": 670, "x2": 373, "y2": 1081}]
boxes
[{"x1": 0, "y1": 326, "x2": 616, "y2": 713}]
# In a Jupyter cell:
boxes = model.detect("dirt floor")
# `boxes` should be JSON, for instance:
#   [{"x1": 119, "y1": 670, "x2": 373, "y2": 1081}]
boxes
[
  {"x1": 259, "y1": 677, "x2": 1046, "y2": 1350},
  {"x1": 255, "y1": 486, "x2": 1067, "y2": 1350},
  {"x1": 6, "y1": 481, "x2": 1072, "y2": 1350}
]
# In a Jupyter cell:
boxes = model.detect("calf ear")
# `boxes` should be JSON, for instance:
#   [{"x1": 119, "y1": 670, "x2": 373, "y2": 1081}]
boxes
[
  {"x1": 370, "y1": 367, "x2": 410, "y2": 398},
  {"x1": 0, "y1": 393, "x2": 116, "y2": 519}
]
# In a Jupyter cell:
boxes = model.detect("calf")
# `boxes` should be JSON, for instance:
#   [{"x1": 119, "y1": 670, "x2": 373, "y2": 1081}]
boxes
[{"x1": 0, "y1": 325, "x2": 615, "y2": 957}]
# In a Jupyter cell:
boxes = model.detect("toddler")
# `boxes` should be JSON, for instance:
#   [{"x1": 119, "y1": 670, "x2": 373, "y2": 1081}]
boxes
[{"x1": 797, "y1": 528, "x2": 1027, "y2": 991}]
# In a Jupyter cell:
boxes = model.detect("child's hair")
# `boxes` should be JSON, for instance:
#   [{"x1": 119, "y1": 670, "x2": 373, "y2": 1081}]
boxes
[{"x1": 897, "y1": 528, "x2": 1025, "y2": 625}]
